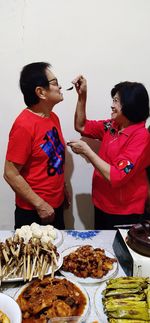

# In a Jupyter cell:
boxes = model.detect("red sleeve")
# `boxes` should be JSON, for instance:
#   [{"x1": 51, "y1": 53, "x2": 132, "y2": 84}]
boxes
[
  {"x1": 81, "y1": 119, "x2": 110, "y2": 140},
  {"x1": 110, "y1": 131, "x2": 150, "y2": 188},
  {"x1": 6, "y1": 125, "x2": 32, "y2": 165}
]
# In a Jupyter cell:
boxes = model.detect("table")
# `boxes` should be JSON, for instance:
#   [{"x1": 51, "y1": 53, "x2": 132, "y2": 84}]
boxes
[{"x1": 0, "y1": 230, "x2": 125, "y2": 322}]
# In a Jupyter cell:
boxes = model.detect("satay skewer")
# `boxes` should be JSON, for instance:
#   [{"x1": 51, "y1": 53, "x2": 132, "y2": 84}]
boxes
[
  {"x1": 40, "y1": 254, "x2": 49, "y2": 280},
  {"x1": 26, "y1": 244, "x2": 32, "y2": 280},
  {"x1": 0, "y1": 243, "x2": 9, "y2": 263},
  {"x1": 23, "y1": 244, "x2": 27, "y2": 282}
]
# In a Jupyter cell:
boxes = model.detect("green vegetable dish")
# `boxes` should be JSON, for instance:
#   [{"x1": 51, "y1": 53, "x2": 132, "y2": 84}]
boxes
[{"x1": 102, "y1": 276, "x2": 150, "y2": 322}]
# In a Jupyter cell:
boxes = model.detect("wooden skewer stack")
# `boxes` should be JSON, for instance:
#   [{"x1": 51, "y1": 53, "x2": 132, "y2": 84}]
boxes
[{"x1": 0, "y1": 235, "x2": 59, "y2": 284}]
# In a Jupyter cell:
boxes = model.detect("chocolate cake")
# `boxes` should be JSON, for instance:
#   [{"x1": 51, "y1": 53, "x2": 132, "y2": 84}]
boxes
[{"x1": 126, "y1": 221, "x2": 150, "y2": 257}]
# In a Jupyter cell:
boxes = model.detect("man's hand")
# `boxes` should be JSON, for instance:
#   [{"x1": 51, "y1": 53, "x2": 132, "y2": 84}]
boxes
[{"x1": 36, "y1": 200, "x2": 55, "y2": 224}]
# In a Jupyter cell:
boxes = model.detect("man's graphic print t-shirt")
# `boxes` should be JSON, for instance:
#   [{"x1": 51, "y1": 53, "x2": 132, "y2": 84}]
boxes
[{"x1": 6, "y1": 109, "x2": 65, "y2": 209}]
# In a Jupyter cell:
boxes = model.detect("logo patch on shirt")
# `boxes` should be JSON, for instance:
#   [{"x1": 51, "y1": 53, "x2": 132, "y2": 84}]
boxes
[
  {"x1": 40, "y1": 127, "x2": 65, "y2": 176},
  {"x1": 103, "y1": 121, "x2": 116, "y2": 135},
  {"x1": 118, "y1": 160, "x2": 134, "y2": 174}
]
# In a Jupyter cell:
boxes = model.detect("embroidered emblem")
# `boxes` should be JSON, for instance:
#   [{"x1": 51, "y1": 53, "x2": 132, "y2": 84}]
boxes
[
  {"x1": 103, "y1": 121, "x2": 116, "y2": 135},
  {"x1": 118, "y1": 160, "x2": 134, "y2": 174}
]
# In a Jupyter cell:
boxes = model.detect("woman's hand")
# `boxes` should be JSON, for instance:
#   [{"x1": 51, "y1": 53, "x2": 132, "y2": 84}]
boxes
[
  {"x1": 67, "y1": 139, "x2": 110, "y2": 181},
  {"x1": 72, "y1": 75, "x2": 87, "y2": 97},
  {"x1": 67, "y1": 139, "x2": 90, "y2": 156}
]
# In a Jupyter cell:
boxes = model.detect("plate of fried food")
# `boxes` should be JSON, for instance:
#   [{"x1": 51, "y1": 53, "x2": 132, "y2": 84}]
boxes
[
  {"x1": 59, "y1": 245, "x2": 118, "y2": 284},
  {"x1": 0, "y1": 231, "x2": 63, "y2": 283},
  {"x1": 94, "y1": 276, "x2": 150, "y2": 322},
  {"x1": 15, "y1": 276, "x2": 90, "y2": 322}
]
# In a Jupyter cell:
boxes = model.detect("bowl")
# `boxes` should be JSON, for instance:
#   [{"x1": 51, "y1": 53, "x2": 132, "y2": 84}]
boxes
[{"x1": 0, "y1": 293, "x2": 22, "y2": 323}]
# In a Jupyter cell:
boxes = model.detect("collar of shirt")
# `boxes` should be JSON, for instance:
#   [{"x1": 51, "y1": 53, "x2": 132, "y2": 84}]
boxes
[{"x1": 112, "y1": 120, "x2": 146, "y2": 137}]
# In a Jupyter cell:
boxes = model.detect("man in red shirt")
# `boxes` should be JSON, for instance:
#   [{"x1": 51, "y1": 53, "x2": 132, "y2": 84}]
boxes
[
  {"x1": 4, "y1": 62, "x2": 70, "y2": 229},
  {"x1": 68, "y1": 76, "x2": 150, "y2": 229}
]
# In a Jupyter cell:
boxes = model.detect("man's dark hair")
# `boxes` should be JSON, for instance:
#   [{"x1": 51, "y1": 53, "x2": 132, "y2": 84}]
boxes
[
  {"x1": 19, "y1": 62, "x2": 51, "y2": 106},
  {"x1": 111, "y1": 81, "x2": 150, "y2": 123}
]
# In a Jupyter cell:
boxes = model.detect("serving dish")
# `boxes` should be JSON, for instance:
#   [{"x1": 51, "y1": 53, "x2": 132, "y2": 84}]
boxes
[
  {"x1": 51, "y1": 228, "x2": 63, "y2": 247},
  {"x1": 0, "y1": 293, "x2": 22, "y2": 323},
  {"x1": 59, "y1": 245, "x2": 118, "y2": 284},
  {"x1": 94, "y1": 277, "x2": 150, "y2": 322},
  {"x1": 1, "y1": 252, "x2": 63, "y2": 283},
  {"x1": 15, "y1": 276, "x2": 90, "y2": 321},
  {"x1": 94, "y1": 282, "x2": 107, "y2": 322}
]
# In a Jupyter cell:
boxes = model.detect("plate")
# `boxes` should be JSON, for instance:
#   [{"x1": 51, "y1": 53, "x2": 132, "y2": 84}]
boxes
[
  {"x1": 53, "y1": 228, "x2": 63, "y2": 247},
  {"x1": 94, "y1": 282, "x2": 107, "y2": 323},
  {"x1": 2, "y1": 252, "x2": 63, "y2": 283},
  {"x1": 0, "y1": 293, "x2": 22, "y2": 323},
  {"x1": 15, "y1": 276, "x2": 90, "y2": 320},
  {"x1": 59, "y1": 245, "x2": 118, "y2": 284}
]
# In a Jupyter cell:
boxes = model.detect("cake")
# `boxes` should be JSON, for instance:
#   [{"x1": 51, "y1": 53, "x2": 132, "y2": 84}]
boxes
[{"x1": 126, "y1": 220, "x2": 150, "y2": 257}]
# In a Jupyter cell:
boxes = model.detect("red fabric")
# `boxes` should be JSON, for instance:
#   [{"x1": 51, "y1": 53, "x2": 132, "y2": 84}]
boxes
[
  {"x1": 6, "y1": 109, "x2": 65, "y2": 209},
  {"x1": 82, "y1": 119, "x2": 150, "y2": 214}
]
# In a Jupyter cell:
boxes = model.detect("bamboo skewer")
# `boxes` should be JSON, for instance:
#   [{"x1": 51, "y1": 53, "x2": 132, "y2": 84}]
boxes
[{"x1": 0, "y1": 234, "x2": 59, "y2": 283}]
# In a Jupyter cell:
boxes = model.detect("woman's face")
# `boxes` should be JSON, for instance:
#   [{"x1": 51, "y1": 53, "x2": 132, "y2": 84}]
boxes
[{"x1": 111, "y1": 92, "x2": 124, "y2": 124}]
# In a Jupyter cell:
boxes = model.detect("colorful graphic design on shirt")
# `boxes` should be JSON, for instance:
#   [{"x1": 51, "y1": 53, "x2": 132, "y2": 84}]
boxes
[
  {"x1": 103, "y1": 121, "x2": 116, "y2": 135},
  {"x1": 118, "y1": 160, "x2": 134, "y2": 174},
  {"x1": 40, "y1": 127, "x2": 65, "y2": 176}
]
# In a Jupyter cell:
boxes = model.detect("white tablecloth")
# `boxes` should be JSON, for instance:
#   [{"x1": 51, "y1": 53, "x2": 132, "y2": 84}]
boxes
[{"x1": 0, "y1": 230, "x2": 125, "y2": 322}]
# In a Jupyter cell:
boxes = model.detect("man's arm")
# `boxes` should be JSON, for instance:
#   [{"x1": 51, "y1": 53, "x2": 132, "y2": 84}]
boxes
[{"x1": 4, "y1": 160, "x2": 55, "y2": 222}]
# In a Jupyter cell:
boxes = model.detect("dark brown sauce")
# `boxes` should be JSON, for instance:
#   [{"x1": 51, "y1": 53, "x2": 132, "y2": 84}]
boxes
[{"x1": 17, "y1": 277, "x2": 87, "y2": 322}]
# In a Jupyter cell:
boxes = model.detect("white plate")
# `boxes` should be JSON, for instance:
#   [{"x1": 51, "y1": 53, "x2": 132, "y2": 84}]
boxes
[
  {"x1": 94, "y1": 282, "x2": 107, "y2": 323},
  {"x1": 53, "y1": 228, "x2": 63, "y2": 247},
  {"x1": 15, "y1": 276, "x2": 90, "y2": 320},
  {"x1": 59, "y1": 245, "x2": 118, "y2": 284},
  {"x1": 0, "y1": 293, "x2": 22, "y2": 323},
  {"x1": 2, "y1": 252, "x2": 63, "y2": 283}
]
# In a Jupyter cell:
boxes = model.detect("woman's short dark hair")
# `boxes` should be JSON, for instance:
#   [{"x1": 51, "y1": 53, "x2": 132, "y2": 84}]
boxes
[
  {"x1": 19, "y1": 62, "x2": 51, "y2": 106},
  {"x1": 111, "y1": 81, "x2": 150, "y2": 123}
]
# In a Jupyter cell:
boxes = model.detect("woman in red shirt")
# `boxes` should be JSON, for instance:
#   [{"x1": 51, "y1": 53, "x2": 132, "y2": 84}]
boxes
[{"x1": 68, "y1": 76, "x2": 150, "y2": 229}]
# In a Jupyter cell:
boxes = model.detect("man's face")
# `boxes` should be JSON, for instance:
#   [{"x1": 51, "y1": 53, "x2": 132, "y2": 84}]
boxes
[{"x1": 45, "y1": 68, "x2": 64, "y2": 104}]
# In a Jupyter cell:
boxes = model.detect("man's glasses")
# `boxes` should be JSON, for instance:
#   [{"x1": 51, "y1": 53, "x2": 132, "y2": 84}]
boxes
[
  {"x1": 48, "y1": 78, "x2": 74, "y2": 91},
  {"x1": 48, "y1": 78, "x2": 59, "y2": 86}
]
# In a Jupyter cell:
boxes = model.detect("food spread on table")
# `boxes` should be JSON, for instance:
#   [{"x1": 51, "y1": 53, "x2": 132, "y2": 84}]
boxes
[
  {"x1": 102, "y1": 276, "x2": 150, "y2": 322},
  {"x1": 16, "y1": 276, "x2": 88, "y2": 322},
  {"x1": 0, "y1": 224, "x2": 59, "y2": 282},
  {"x1": 61, "y1": 245, "x2": 117, "y2": 278},
  {"x1": 1, "y1": 228, "x2": 149, "y2": 322},
  {"x1": 0, "y1": 310, "x2": 10, "y2": 323}
]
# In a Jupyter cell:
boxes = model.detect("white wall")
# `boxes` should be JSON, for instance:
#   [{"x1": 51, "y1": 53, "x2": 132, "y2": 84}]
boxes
[{"x1": 0, "y1": 0, "x2": 150, "y2": 229}]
